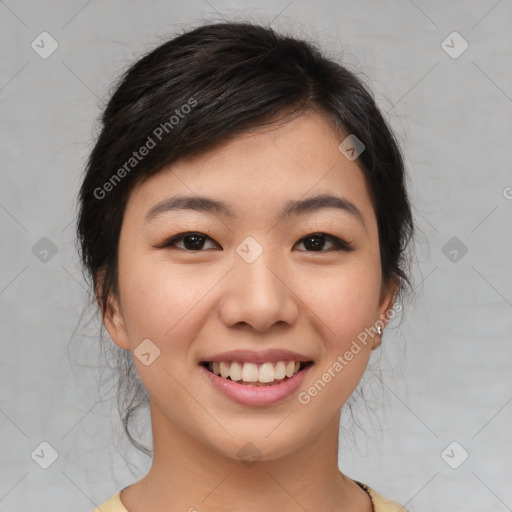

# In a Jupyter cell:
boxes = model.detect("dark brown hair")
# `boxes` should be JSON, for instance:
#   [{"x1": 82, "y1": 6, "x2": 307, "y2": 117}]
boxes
[{"x1": 76, "y1": 21, "x2": 414, "y2": 456}]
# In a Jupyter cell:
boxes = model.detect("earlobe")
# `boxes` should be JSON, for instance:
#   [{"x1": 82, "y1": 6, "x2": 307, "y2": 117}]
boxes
[{"x1": 103, "y1": 293, "x2": 131, "y2": 350}]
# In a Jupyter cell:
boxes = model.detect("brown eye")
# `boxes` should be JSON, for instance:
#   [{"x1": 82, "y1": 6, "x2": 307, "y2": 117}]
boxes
[
  {"x1": 296, "y1": 233, "x2": 353, "y2": 252},
  {"x1": 156, "y1": 232, "x2": 219, "y2": 251},
  {"x1": 154, "y1": 232, "x2": 353, "y2": 253}
]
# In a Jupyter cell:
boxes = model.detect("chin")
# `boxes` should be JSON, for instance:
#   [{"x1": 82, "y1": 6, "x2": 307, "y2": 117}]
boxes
[{"x1": 204, "y1": 428, "x2": 308, "y2": 465}]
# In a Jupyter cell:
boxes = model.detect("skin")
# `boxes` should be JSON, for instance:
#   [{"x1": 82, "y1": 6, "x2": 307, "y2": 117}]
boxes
[{"x1": 103, "y1": 110, "x2": 398, "y2": 512}]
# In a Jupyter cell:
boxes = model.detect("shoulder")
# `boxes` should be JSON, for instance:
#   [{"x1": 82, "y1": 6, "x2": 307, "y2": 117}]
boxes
[
  {"x1": 91, "y1": 490, "x2": 128, "y2": 512},
  {"x1": 91, "y1": 484, "x2": 407, "y2": 512},
  {"x1": 357, "y1": 482, "x2": 409, "y2": 512}
]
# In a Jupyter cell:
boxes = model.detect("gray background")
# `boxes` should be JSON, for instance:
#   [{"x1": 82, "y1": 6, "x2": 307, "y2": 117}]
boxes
[{"x1": 1, "y1": 1, "x2": 511, "y2": 511}]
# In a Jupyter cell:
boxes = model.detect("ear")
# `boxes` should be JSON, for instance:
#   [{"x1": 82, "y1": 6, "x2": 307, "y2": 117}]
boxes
[
  {"x1": 96, "y1": 274, "x2": 130, "y2": 350},
  {"x1": 371, "y1": 276, "x2": 400, "y2": 350},
  {"x1": 103, "y1": 292, "x2": 131, "y2": 350},
  {"x1": 103, "y1": 296, "x2": 130, "y2": 350}
]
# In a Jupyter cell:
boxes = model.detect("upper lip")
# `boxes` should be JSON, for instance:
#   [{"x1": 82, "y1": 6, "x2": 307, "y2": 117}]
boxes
[{"x1": 199, "y1": 349, "x2": 314, "y2": 364}]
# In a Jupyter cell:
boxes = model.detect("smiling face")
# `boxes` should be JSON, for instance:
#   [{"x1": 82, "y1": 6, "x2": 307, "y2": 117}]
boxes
[{"x1": 103, "y1": 110, "x2": 397, "y2": 462}]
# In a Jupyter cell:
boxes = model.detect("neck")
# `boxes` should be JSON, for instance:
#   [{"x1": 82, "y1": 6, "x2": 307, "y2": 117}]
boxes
[{"x1": 120, "y1": 404, "x2": 372, "y2": 512}]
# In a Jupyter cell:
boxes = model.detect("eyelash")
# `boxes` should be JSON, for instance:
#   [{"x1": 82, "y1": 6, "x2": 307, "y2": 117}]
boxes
[{"x1": 154, "y1": 231, "x2": 354, "y2": 253}]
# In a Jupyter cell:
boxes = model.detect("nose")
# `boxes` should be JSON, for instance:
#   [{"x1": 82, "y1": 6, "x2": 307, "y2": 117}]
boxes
[{"x1": 218, "y1": 251, "x2": 299, "y2": 332}]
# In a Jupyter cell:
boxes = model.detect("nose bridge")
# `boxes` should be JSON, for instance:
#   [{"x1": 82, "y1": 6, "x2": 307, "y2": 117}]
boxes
[
  {"x1": 219, "y1": 235, "x2": 298, "y2": 330},
  {"x1": 238, "y1": 247, "x2": 281, "y2": 297}
]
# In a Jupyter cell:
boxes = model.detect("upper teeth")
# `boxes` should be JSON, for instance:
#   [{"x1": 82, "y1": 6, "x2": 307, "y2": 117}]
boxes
[{"x1": 210, "y1": 361, "x2": 302, "y2": 383}]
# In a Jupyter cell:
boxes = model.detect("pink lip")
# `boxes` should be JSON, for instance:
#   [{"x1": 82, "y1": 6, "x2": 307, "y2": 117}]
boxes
[
  {"x1": 199, "y1": 363, "x2": 313, "y2": 407},
  {"x1": 199, "y1": 348, "x2": 313, "y2": 364}
]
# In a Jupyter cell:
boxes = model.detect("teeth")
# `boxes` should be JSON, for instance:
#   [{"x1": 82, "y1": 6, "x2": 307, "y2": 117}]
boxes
[
  {"x1": 229, "y1": 361, "x2": 242, "y2": 381},
  {"x1": 208, "y1": 360, "x2": 306, "y2": 384},
  {"x1": 219, "y1": 361, "x2": 230, "y2": 379},
  {"x1": 274, "y1": 361, "x2": 286, "y2": 380},
  {"x1": 241, "y1": 362, "x2": 260, "y2": 382},
  {"x1": 258, "y1": 362, "x2": 275, "y2": 383}
]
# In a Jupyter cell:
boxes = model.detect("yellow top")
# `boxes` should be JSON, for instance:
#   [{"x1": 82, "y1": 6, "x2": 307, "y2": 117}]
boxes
[{"x1": 92, "y1": 483, "x2": 408, "y2": 512}]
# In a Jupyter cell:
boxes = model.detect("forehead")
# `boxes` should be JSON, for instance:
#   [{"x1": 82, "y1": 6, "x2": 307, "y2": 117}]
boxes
[{"x1": 123, "y1": 111, "x2": 376, "y2": 229}]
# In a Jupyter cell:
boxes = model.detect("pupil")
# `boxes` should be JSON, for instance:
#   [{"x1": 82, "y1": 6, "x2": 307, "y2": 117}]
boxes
[
  {"x1": 304, "y1": 235, "x2": 324, "y2": 251},
  {"x1": 184, "y1": 235, "x2": 326, "y2": 251},
  {"x1": 184, "y1": 235, "x2": 204, "y2": 250}
]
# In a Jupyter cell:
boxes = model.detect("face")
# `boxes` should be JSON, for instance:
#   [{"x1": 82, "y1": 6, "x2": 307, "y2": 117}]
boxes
[{"x1": 104, "y1": 110, "x2": 397, "y2": 462}]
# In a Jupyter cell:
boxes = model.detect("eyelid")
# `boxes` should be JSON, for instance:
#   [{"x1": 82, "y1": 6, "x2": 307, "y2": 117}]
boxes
[
  {"x1": 153, "y1": 231, "x2": 354, "y2": 252},
  {"x1": 302, "y1": 233, "x2": 354, "y2": 252},
  {"x1": 152, "y1": 231, "x2": 219, "y2": 250}
]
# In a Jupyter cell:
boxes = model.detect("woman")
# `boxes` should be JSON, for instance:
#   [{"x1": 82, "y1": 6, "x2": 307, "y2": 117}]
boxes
[{"x1": 78, "y1": 21, "x2": 414, "y2": 512}]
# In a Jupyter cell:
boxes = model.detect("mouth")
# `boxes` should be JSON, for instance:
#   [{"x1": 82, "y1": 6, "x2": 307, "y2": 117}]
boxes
[{"x1": 199, "y1": 360, "x2": 315, "y2": 387}]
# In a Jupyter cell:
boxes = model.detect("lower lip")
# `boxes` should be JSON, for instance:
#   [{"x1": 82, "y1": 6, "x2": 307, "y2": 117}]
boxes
[{"x1": 199, "y1": 364, "x2": 313, "y2": 407}]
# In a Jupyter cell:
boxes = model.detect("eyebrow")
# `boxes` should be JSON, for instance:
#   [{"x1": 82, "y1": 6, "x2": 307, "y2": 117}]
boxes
[{"x1": 145, "y1": 193, "x2": 366, "y2": 227}]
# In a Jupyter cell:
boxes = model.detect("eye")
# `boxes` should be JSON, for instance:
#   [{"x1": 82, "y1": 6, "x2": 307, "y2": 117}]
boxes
[
  {"x1": 295, "y1": 233, "x2": 353, "y2": 252},
  {"x1": 155, "y1": 232, "x2": 219, "y2": 251},
  {"x1": 154, "y1": 231, "x2": 353, "y2": 253}
]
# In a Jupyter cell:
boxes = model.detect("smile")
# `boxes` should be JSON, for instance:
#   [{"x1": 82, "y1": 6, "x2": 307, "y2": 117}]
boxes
[
  {"x1": 199, "y1": 360, "x2": 315, "y2": 406},
  {"x1": 201, "y1": 360, "x2": 314, "y2": 385}
]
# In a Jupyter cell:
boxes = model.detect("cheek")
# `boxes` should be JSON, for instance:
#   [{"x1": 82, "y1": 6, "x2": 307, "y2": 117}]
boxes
[
  {"x1": 302, "y1": 258, "x2": 382, "y2": 342},
  {"x1": 117, "y1": 250, "x2": 216, "y2": 344},
  {"x1": 116, "y1": 254, "x2": 207, "y2": 395},
  {"x1": 297, "y1": 264, "x2": 381, "y2": 411}
]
